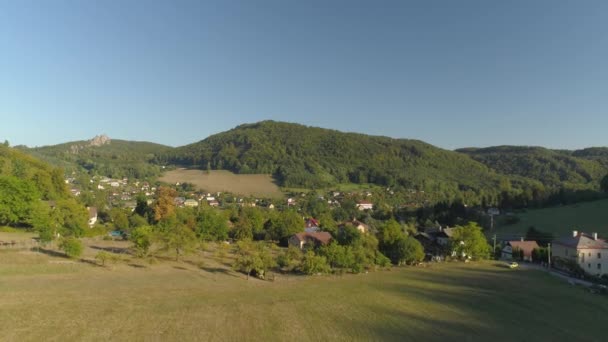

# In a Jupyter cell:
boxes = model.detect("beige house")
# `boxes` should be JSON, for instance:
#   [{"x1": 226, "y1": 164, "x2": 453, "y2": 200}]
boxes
[
  {"x1": 184, "y1": 199, "x2": 199, "y2": 207},
  {"x1": 339, "y1": 219, "x2": 371, "y2": 234},
  {"x1": 552, "y1": 231, "x2": 608, "y2": 277}
]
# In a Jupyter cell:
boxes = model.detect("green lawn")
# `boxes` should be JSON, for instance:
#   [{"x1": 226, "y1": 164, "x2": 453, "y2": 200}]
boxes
[
  {"x1": 1, "y1": 242, "x2": 607, "y2": 341},
  {"x1": 496, "y1": 199, "x2": 608, "y2": 239}
]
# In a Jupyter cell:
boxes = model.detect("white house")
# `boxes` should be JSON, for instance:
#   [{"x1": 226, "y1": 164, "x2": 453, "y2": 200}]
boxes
[
  {"x1": 552, "y1": 230, "x2": 608, "y2": 277},
  {"x1": 87, "y1": 207, "x2": 98, "y2": 227},
  {"x1": 356, "y1": 200, "x2": 373, "y2": 211}
]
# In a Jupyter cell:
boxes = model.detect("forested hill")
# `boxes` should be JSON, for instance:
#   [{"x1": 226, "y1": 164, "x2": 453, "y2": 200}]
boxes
[
  {"x1": 0, "y1": 143, "x2": 68, "y2": 201},
  {"x1": 19, "y1": 135, "x2": 173, "y2": 179},
  {"x1": 159, "y1": 120, "x2": 523, "y2": 201},
  {"x1": 457, "y1": 146, "x2": 608, "y2": 190}
]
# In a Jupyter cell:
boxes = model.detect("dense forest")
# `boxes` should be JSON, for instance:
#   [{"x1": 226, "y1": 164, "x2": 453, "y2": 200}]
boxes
[
  {"x1": 457, "y1": 146, "x2": 608, "y2": 191},
  {"x1": 162, "y1": 122, "x2": 499, "y2": 184}
]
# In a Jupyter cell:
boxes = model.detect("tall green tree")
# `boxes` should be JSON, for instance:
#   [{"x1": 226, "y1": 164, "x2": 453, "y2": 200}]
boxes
[
  {"x1": 196, "y1": 208, "x2": 229, "y2": 241},
  {"x1": 0, "y1": 176, "x2": 39, "y2": 226},
  {"x1": 158, "y1": 222, "x2": 197, "y2": 261},
  {"x1": 450, "y1": 222, "x2": 491, "y2": 260}
]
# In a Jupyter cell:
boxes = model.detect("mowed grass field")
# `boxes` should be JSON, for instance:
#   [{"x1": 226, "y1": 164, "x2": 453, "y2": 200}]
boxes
[
  {"x1": 1, "y1": 234, "x2": 607, "y2": 341},
  {"x1": 159, "y1": 169, "x2": 283, "y2": 198},
  {"x1": 496, "y1": 199, "x2": 608, "y2": 239}
]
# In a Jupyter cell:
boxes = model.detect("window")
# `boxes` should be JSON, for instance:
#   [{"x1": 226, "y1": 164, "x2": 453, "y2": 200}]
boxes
[
  {"x1": 582, "y1": 254, "x2": 585, "y2": 263},
  {"x1": 598, "y1": 253, "x2": 602, "y2": 259},
  {"x1": 588, "y1": 263, "x2": 591, "y2": 269},
  {"x1": 598, "y1": 264, "x2": 602, "y2": 270},
  {"x1": 589, "y1": 252, "x2": 591, "y2": 257}
]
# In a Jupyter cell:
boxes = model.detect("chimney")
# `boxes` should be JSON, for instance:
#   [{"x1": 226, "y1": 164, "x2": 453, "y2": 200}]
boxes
[
  {"x1": 573, "y1": 230, "x2": 578, "y2": 237},
  {"x1": 593, "y1": 232, "x2": 598, "y2": 240}
]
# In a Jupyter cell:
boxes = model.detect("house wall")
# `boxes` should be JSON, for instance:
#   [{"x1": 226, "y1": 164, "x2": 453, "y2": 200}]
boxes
[
  {"x1": 501, "y1": 245, "x2": 513, "y2": 260},
  {"x1": 576, "y1": 248, "x2": 608, "y2": 277},
  {"x1": 553, "y1": 244, "x2": 608, "y2": 276},
  {"x1": 288, "y1": 236, "x2": 304, "y2": 249}
]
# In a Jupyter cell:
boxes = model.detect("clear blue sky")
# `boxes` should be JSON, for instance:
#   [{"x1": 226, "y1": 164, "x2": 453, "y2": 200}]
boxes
[{"x1": 1, "y1": 0, "x2": 607, "y2": 149}]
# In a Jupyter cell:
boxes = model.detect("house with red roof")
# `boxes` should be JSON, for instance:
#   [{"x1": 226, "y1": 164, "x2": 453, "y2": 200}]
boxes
[
  {"x1": 288, "y1": 232, "x2": 332, "y2": 249},
  {"x1": 501, "y1": 240, "x2": 540, "y2": 262}
]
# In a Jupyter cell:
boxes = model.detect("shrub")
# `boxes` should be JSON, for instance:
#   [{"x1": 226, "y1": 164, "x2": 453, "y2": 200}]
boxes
[
  {"x1": 95, "y1": 251, "x2": 111, "y2": 266},
  {"x1": 59, "y1": 237, "x2": 83, "y2": 259},
  {"x1": 300, "y1": 251, "x2": 330, "y2": 275}
]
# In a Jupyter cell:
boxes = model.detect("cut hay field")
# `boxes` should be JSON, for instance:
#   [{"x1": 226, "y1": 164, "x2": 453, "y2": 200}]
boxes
[
  {"x1": 1, "y1": 234, "x2": 607, "y2": 341},
  {"x1": 159, "y1": 169, "x2": 283, "y2": 198},
  {"x1": 496, "y1": 199, "x2": 608, "y2": 239}
]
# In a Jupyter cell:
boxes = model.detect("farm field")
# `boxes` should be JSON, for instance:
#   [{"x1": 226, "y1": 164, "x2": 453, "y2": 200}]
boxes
[
  {"x1": 496, "y1": 199, "x2": 608, "y2": 239},
  {"x1": 1, "y1": 233, "x2": 607, "y2": 341},
  {"x1": 159, "y1": 169, "x2": 283, "y2": 198}
]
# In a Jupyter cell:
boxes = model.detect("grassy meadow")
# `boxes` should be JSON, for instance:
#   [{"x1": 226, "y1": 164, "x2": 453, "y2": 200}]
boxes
[
  {"x1": 1, "y1": 233, "x2": 607, "y2": 341},
  {"x1": 496, "y1": 199, "x2": 608, "y2": 239},
  {"x1": 159, "y1": 169, "x2": 283, "y2": 198}
]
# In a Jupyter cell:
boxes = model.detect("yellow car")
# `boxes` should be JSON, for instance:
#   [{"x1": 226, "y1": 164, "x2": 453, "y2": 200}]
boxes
[{"x1": 508, "y1": 262, "x2": 519, "y2": 269}]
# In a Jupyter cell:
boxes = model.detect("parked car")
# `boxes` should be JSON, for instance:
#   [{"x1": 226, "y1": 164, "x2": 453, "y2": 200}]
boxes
[{"x1": 508, "y1": 262, "x2": 519, "y2": 269}]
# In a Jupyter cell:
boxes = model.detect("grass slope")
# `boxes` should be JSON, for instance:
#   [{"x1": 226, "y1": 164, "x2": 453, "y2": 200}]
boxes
[
  {"x1": 1, "y1": 239, "x2": 607, "y2": 341},
  {"x1": 159, "y1": 169, "x2": 283, "y2": 198},
  {"x1": 496, "y1": 199, "x2": 608, "y2": 239}
]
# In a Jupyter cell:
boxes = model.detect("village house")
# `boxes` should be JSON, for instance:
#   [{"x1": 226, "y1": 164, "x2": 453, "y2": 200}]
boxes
[
  {"x1": 356, "y1": 200, "x2": 373, "y2": 211},
  {"x1": 288, "y1": 232, "x2": 332, "y2": 249},
  {"x1": 184, "y1": 199, "x2": 199, "y2": 207},
  {"x1": 87, "y1": 207, "x2": 98, "y2": 227},
  {"x1": 304, "y1": 218, "x2": 320, "y2": 233},
  {"x1": 339, "y1": 219, "x2": 370, "y2": 234},
  {"x1": 208, "y1": 200, "x2": 220, "y2": 207},
  {"x1": 552, "y1": 230, "x2": 608, "y2": 277},
  {"x1": 501, "y1": 240, "x2": 540, "y2": 262}
]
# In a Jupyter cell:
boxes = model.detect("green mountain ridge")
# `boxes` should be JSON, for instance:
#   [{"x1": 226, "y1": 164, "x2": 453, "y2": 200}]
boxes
[
  {"x1": 162, "y1": 121, "x2": 545, "y2": 205},
  {"x1": 19, "y1": 136, "x2": 173, "y2": 179},
  {"x1": 16, "y1": 121, "x2": 608, "y2": 207},
  {"x1": 456, "y1": 145, "x2": 608, "y2": 190}
]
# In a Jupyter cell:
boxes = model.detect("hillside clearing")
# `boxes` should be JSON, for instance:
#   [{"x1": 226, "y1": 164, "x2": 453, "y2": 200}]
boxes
[
  {"x1": 159, "y1": 169, "x2": 282, "y2": 198},
  {"x1": 1, "y1": 235, "x2": 607, "y2": 341},
  {"x1": 496, "y1": 199, "x2": 608, "y2": 239}
]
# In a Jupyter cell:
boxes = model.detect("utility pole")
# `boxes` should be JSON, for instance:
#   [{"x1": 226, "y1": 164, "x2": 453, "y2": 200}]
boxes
[
  {"x1": 492, "y1": 234, "x2": 497, "y2": 259},
  {"x1": 547, "y1": 243, "x2": 551, "y2": 269}
]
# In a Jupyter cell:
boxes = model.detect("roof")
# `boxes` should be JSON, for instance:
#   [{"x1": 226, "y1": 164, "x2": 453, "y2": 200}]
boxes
[
  {"x1": 357, "y1": 200, "x2": 373, "y2": 205},
  {"x1": 305, "y1": 218, "x2": 320, "y2": 227},
  {"x1": 293, "y1": 232, "x2": 332, "y2": 245},
  {"x1": 506, "y1": 241, "x2": 540, "y2": 257},
  {"x1": 553, "y1": 232, "x2": 608, "y2": 250}
]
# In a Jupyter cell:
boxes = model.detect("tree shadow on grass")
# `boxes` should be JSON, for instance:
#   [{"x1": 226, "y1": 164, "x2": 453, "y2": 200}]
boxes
[
  {"x1": 89, "y1": 245, "x2": 132, "y2": 254},
  {"x1": 32, "y1": 247, "x2": 68, "y2": 258},
  {"x1": 199, "y1": 266, "x2": 240, "y2": 278}
]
